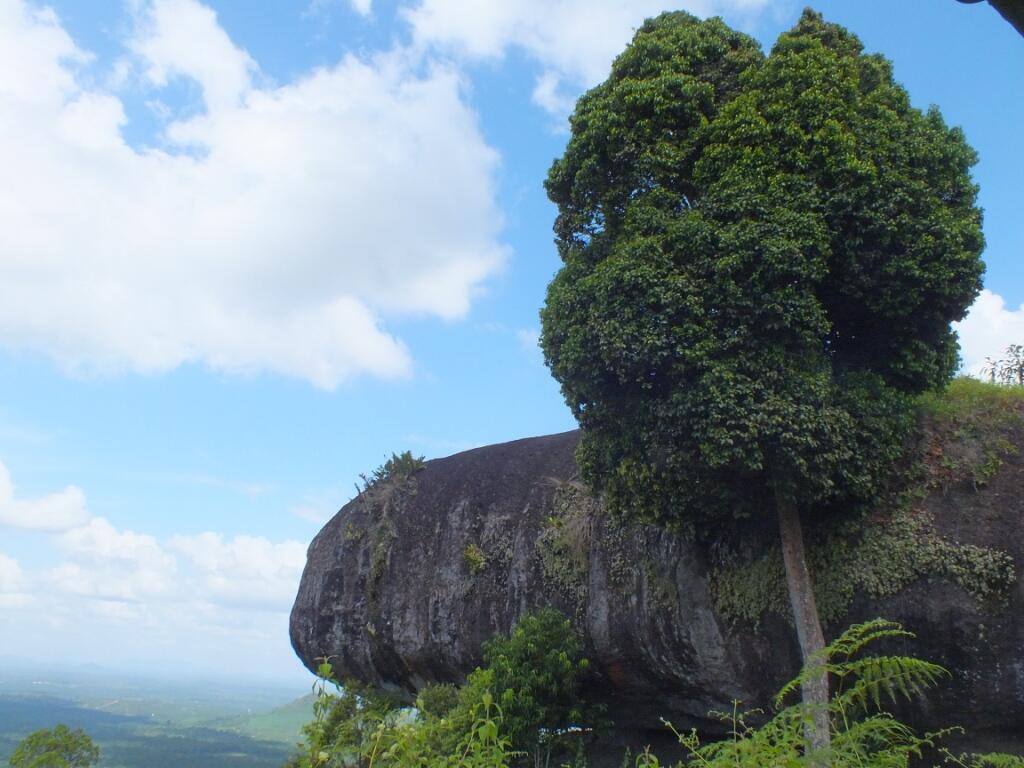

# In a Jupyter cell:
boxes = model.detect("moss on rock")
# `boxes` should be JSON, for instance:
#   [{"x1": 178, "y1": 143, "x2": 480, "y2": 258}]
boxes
[
  {"x1": 536, "y1": 483, "x2": 595, "y2": 613},
  {"x1": 712, "y1": 380, "x2": 1022, "y2": 628}
]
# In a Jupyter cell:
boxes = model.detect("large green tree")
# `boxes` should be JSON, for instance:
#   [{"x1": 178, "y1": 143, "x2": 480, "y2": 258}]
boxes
[
  {"x1": 8, "y1": 725, "x2": 99, "y2": 768},
  {"x1": 541, "y1": 9, "x2": 984, "y2": 750}
]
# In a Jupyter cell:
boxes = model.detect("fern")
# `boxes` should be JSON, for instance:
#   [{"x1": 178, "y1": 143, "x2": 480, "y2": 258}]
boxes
[
  {"x1": 358, "y1": 450, "x2": 426, "y2": 495},
  {"x1": 657, "y1": 619, "x2": 960, "y2": 768},
  {"x1": 775, "y1": 620, "x2": 943, "y2": 708},
  {"x1": 831, "y1": 655, "x2": 946, "y2": 712},
  {"x1": 943, "y1": 753, "x2": 1024, "y2": 768}
]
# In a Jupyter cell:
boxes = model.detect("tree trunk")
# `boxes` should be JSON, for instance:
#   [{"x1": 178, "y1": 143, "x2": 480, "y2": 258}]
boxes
[{"x1": 774, "y1": 484, "x2": 830, "y2": 754}]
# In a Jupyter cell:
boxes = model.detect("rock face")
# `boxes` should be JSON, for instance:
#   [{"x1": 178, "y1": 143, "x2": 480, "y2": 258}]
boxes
[{"x1": 290, "y1": 420, "x2": 1024, "y2": 753}]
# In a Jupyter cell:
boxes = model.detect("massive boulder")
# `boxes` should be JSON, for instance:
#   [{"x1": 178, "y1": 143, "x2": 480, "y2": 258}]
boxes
[{"x1": 290, "y1": 404, "x2": 1024, "y2": 753}]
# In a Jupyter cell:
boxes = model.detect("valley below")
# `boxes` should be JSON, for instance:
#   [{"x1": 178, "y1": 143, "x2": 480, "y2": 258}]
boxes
[{"x1": 0, "y1": 662, "x2": 311, "y2": 768}]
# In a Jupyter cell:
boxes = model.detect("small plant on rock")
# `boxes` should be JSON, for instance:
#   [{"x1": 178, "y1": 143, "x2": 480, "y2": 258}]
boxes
[
  {"x1": 463, "y1": 543, "x2": 487, "y2": 574},
  {"x1": 358, "y1": 451, "x2": 426, "y2": 495}
]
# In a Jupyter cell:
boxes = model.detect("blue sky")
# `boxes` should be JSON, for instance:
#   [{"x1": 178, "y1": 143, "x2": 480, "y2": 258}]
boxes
[{"x1": 0, "y1": 0, "x2": 1021, "y2": 685}]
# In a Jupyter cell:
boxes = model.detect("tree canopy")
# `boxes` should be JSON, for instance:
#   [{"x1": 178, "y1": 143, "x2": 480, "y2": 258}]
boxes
[
  {"x1": 541, "y1": 9, "x2": 985, "y2": 531},
  {"x1": 8, "y1": 725, "x2": 99, "y2": 768}
]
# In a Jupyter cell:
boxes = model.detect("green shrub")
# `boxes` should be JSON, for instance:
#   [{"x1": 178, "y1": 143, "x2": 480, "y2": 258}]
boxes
[
  {"x1": 481, "y1": 607, "x2": 599, "y2": 761},
  {"x1": 291, "y1": 667, "x2": 519, "y2": 768},
  {"x1": 917, "y1": 377, "x2": 1024, "y2": 425},
  {"x1": 291, "y1": 610, "x2": 595, "y2": 767},
  {"x1": 359, "y1": 451, "x2": 426, "y2": 494},
  {"x1": 289, "y1": 658, "x2": 401, "y2": 767},
  {"x1": 416, "y1": 684, "x2": 460, "y2": 719},
  {"x1": 292, "y1": 619, "x2": 1024, "y2": 768}
]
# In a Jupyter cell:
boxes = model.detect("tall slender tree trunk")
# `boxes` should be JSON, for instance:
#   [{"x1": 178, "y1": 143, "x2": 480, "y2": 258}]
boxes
[{"x1": 774, "y1": 483, "x2": 830, "y2": 754}]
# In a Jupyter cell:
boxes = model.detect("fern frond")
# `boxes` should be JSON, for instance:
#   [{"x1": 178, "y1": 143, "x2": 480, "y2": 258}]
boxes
[
  {"x1": 831, "y1": 656, "x2": 947, "y2": 712},
  {"x1": 945, "y1": 753, "x2": 1024, "y2": 768},
  {"x1": 823, "y1": 619, "x2": 916, "y2": 662},
  {"x1": 774, "y1": 619, "x2": 945, "y2": 709},
  {"x1": 833, "y1": 713, "x2": 916, "y2": 750},
  {"x1": 774, "y1": 663, "x2": 825, "y2": 707}
]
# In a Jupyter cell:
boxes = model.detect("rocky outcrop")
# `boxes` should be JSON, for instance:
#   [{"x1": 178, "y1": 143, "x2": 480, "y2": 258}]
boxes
[{"x1": 290, "y1": 412, "x2": 1024, "y2": 753}]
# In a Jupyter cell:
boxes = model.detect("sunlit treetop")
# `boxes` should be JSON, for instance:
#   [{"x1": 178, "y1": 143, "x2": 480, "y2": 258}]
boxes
[{"x1": 541, "y1": 10, "x2": 985, "y2": 529}]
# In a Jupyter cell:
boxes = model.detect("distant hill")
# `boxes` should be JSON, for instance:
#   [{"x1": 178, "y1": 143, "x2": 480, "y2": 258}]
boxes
[
  {"x1": 0, "y1": 693, "x2": 294, "y2": 768},
  {"x1": 0, "y1": 664, "x2": 310, "y2": 767},
  {"x1": 212, "y1": 693, "x2": 315, "y2": 745}
]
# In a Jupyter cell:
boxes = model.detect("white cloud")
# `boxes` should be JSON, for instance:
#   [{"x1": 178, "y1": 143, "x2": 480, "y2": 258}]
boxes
[
  {"x1": 0, "y1": 461, "x2": 90, "y2": 531},
  {"x1": 530, "y1": 71, "x2": 574, "y2": 123},
  {"x1": 60, "y1": 517, "x2": 169, "y2": 563},
  {"x1": 130, "y1": 0, "x2": 256, "y2": 116},
  {"x1": 0, "y1": 466, "x2": 306, "y2": 613},
  {"x1": 954, "y1": 289, "x2": 1024, "y2": 376},
  {"x1": 0, "y1": 553, "x2": 24, "y2": 592},
  {"x1": 54, "y1": 517, "x2": 178, "y2": 600},
  {"x1": 306, "y1": 0, "x2": 372, "y2": 20},
  {"x1": 0, "y1": 0, "x2": 506, "y2": 389},
  {"x1": 170, "y1": 532, "x2": 307, "y2": 610},
  {"x1": 0, "y1": 553, "x2": 27, "y2": 607},
  {"x1": 402, "y1": 0, "x2": 772, "y2": 113}
]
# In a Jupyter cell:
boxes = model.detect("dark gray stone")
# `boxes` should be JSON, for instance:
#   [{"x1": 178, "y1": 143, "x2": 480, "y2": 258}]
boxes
[{"x1": 290, "y1": 426, "x2": 1024, "y2": 753}]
